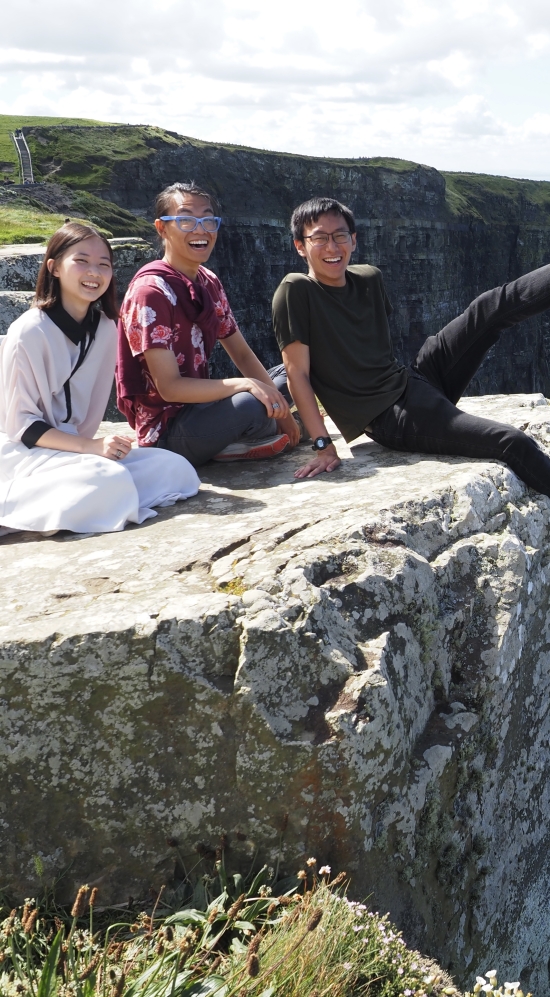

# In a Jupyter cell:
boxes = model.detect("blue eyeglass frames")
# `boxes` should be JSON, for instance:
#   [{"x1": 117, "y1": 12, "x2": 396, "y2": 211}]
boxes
[{"x1": 159, "y1": 215, "x2": 222, "y2": 233}]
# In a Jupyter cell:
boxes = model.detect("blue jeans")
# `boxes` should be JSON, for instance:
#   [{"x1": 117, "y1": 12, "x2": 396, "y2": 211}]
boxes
[
  {"x1": 157, "y1": 365, "x2": 290, "y2": 467},
  {"x1": 368, "y1": 264, "x2": 550, "y2": 496}
]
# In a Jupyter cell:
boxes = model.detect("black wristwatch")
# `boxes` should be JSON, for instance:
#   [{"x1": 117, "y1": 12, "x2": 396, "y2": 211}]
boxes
[{"x1": 312, "y1": 436, "x2": 333, "y2": 451}]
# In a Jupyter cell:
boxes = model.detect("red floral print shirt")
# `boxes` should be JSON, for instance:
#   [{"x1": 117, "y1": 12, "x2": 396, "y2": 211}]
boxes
[{"x1": 119, "y1": 266, "x2": 238, "y2": 446}]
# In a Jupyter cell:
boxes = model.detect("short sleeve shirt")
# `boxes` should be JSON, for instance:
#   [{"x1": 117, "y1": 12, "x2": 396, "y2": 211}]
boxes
[
  {"x1": 272, "y1": 264, "x2": 408, "y2": 442},
  {"x1": 119, "y1": 266, "x2": 237, "y2": 445}
]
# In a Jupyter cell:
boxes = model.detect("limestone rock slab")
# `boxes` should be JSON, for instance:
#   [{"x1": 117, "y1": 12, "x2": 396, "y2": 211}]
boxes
[
  {"x1": 2, "y1": 395, "x2": 550, "y2": 991},
  {"x1": 0, "y1": 290, "x2": 35, "y2": 335}
]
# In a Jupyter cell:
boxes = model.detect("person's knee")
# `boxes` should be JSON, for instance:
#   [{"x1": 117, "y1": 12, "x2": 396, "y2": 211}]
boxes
[{"x1": 232, "y1": 390, "x2": 271, "y2": 432}]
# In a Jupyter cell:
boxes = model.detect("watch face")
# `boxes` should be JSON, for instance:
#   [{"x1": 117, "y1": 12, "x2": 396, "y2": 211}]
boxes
[{"x1": 315, "y1": 437, "x2": 327, "y2": 449}]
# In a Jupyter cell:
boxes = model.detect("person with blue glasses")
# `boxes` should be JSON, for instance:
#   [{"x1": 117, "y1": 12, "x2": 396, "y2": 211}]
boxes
[{"x1": 116, "y1": 181, "x2": 299, "y2": 464}]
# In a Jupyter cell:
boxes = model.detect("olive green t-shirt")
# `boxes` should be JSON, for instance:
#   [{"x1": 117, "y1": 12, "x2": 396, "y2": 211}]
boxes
[{"x1": 272, "y1": 264, "x2": 408, "y2": 443}]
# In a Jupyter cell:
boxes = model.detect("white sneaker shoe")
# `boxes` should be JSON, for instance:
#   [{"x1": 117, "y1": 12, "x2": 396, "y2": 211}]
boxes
[{"x1": 213, "y1": 433, "x2": 290, "y2": 461}]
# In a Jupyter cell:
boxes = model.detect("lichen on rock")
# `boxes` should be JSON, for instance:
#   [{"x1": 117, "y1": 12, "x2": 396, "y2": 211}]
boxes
[{"x1": 1, "y1": 395, "x2": 550, "y2": 993}]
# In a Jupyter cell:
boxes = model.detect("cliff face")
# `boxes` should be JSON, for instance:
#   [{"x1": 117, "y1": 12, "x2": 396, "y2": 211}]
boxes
[
  {"x1": 23, "y1": 125, "x2": 550, "y2": 394},
  {"x1": 2, "y1": 395, "x2": 550, "y2": 992}
]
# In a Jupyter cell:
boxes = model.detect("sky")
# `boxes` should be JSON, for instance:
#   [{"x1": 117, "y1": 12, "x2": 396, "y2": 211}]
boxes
[{"x1": 1, "y1": 0, "x2": 549, "y2": 180}]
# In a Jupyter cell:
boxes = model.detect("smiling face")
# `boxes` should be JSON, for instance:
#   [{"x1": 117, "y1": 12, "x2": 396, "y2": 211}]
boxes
[
  {"x1": 155, "y1": 192, "x2": 218, "y2": 279},
  {"x1": 294, "y1": 210, "x2": 356, "y2": 287},
  {"x1": 49, "y1": 235, "x2": 113, "y2": 321}
]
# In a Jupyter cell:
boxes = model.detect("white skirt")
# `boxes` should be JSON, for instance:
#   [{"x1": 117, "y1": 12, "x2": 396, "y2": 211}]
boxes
[{"x1": 0, "y1": 438, "x2": 200, "y2": 535}]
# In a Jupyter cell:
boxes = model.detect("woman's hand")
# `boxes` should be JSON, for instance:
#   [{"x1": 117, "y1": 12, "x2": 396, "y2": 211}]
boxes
[
  {"x1": 294, "y1": 444, "x2": 341, "y2": 479},
  {"x1": 275, "y1": 411, "x2": 301, "y2": 447},
  {"x1": 89, "y1": 434, "x2": 133, "y2": 461},
  {"x1": 245, "y1": 378, "x2": 290, "y2": 419}
]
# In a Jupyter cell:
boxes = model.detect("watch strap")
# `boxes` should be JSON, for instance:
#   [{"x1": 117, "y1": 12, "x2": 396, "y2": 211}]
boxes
[{"x1": 312, "y1": 436, "x2": 333, "y2": 451}]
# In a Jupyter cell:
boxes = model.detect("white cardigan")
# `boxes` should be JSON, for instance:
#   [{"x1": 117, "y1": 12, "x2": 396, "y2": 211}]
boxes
[{"x1": 0, "y1": 307, "x2": 199, "y2": 535}]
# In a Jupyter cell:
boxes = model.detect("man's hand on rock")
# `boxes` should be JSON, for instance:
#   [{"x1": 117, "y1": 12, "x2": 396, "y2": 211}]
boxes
[{"x1": 294, "y1": 444, "x2": 341, "y2": 479}]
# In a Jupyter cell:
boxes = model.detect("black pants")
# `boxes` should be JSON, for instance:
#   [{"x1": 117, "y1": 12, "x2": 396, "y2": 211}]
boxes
[{"x1": 367, "y1": 264, "x2": 550, "y2": 497}]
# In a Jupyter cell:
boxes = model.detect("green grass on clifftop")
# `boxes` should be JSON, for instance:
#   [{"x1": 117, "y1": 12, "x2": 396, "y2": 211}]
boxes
[
  {"x1": 444, "y1": 171, "x2": 550, "y2": 223},
  {"x1": 0, "y1": 115, "x2": 113, "y2": 182},
  {"x1": 25, "y1": 123, "x2": 181, "y2": 189},
  {"x1": 0, "y1": 204, "x2": 110, "y2": 244}
]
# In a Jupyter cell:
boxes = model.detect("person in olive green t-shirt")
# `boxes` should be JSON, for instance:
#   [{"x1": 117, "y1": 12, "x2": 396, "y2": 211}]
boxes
[
  {"x1": 272, "y1": 196, "x2": 550, "y2": 491},
  {"x1": 273, "y1": 266, "x2": 407, "y2": 445}
]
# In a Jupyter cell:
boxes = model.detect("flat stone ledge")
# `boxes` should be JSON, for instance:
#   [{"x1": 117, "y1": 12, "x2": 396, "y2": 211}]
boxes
[{"x1": 0, "y1": 393, "x2": 545, "y2": 641}]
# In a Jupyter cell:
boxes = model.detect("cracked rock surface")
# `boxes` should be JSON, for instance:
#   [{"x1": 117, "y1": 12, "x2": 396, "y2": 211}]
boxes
[{"x1": 2, "y1": 394, "x2": 550, "y2": 991}]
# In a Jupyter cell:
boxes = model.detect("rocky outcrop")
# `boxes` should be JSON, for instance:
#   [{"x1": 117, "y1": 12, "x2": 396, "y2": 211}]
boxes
[
  {"x1": 0, "y1": 290, "x2": 34, "y2": 333},
  {"x1": 2, "y1": 394, "x2": 550, "y2": 993}
]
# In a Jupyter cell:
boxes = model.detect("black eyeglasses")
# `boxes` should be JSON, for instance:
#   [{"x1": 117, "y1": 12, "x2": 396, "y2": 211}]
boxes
[{"x1": 302, "y1": 232, "x2": 352, "y2": 247}]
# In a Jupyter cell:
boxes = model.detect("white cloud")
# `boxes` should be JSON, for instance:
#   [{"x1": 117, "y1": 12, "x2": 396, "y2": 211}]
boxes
[{"x1": 1, "y1": 0, "x2": 550, "y2": 178}]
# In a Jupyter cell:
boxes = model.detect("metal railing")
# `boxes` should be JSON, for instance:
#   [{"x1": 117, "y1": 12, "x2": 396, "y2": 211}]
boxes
[{"x1": 11, "y1": 130, "x2": 34, "y2": 184}]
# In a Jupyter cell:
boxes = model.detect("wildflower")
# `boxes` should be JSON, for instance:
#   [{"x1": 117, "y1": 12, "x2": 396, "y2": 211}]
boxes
[
  {"x1": 297, "y1": 870, "x2": 307, "y2": 880},
  {"x1": 307, "y1": 909, "x2": 323, "y2": 931},
  {"x1": 113, "y1": 972, "x2": 126, "y2": 997},
  {"x1": 78, "y1": 950, "x2": 102, "y2": 981},
  {"x1": 343, "y1": 962, "x2": 353, "y2": 971},
  {"x1": 208, "y1": 908, "x2": 220, "y2": 924},
  {"x1": 89, "y1": 888, "x2": 99, "y2": 908},
  {"x1": 165, "y1": 926, "x2": 174, "y2": 942},
  {"x1": 331, "y1": 871, "x2": 347, "y2": 887},
  {"x1": 318, "y1": 866, "x2": 331, "y2": 876},
  {"x1": 71, "y1": 886, "x2": 89, "y2": 918},
  {"x1": 267, "y1": 901, "x2": 279, "y2": 917},
  {"x1": 227, "y1": 894, "x2": 247, "y2": 920},
  {"x1": 504, "y1": 986, "x2": 520, "y2": 992},
  {"x1": 247, "y1": 954, "x2": 260, "y2": 977},
  {"x1": 486, "y1": 973, "x2": 497, "y2": 980},
  {"x1": 248, "y1": 933, "x2": 262, "y2": 956},
  {"x1": 306, "y1": 857, "x2": 317, "y2": 866},
  {"x1": 398, "y1": 968, "x2": 405, "y2": 975},
  {"x1": 24, "y1": 910, "x2": 38, "y2": 935}
]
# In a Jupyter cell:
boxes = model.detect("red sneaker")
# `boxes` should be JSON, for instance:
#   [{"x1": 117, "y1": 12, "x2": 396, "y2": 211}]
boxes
[{"x1": 213, "y1": 433, "x2": 290, "y2": 461}]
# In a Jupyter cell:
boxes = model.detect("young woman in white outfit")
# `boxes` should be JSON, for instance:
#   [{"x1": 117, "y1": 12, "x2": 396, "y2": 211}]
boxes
[{"x1": 0, "y1": 223, "x2": 200, "y2": 537}]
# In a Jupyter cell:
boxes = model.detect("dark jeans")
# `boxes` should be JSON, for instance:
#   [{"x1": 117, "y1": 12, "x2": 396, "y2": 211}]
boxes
[
  {"x1": 368, "y1": 264, "x2": 550, "y2": 497},
  {"x1": 157, "y1": 365, "x2": 291, "y2": 467}
]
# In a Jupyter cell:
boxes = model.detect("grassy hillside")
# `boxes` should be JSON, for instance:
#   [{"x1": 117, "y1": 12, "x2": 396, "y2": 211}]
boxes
[
  {"x1": 25, "y1": 123, "x2": 182, "y2": 189},
  {"x1": 0, "y1": 202, "x2": 110, "y2": 244},
  {"x1": 0, "y1": 189, "x2": 155, "y2": 244},
  {"x1": 0, "y1": 115, "x2": 113, "y2": 182},
  {"x1": 444, "y1": 171, "x2": 550, "y2": 222}
]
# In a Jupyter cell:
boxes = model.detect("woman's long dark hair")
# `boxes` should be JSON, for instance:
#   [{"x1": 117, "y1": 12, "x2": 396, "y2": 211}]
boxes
[{"x1": 34, "y1": 222, "x2": 118, "y2": 319}]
